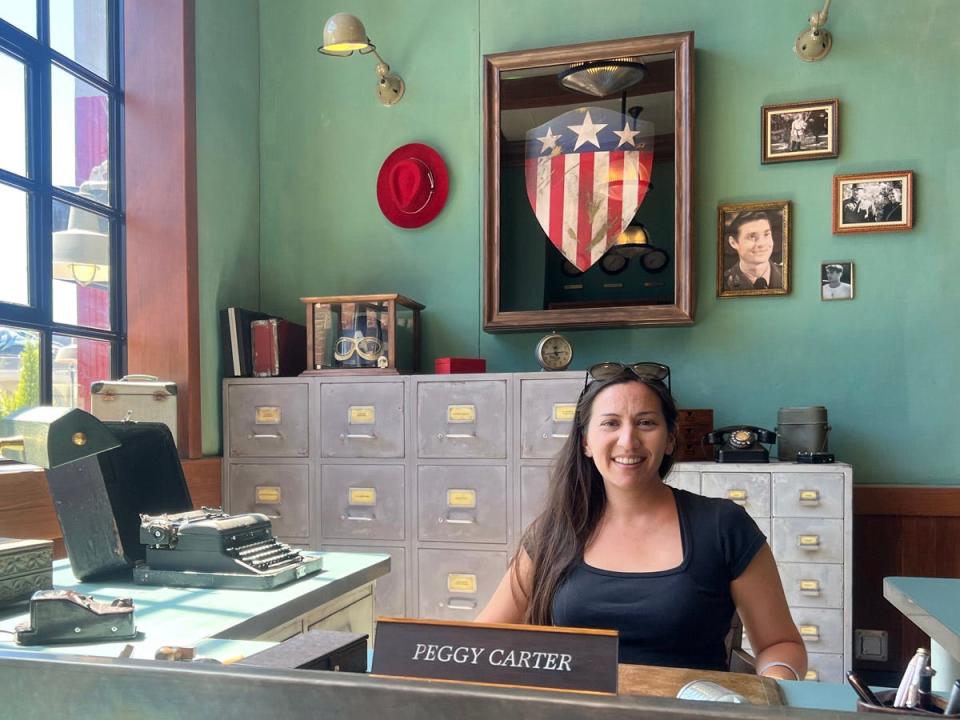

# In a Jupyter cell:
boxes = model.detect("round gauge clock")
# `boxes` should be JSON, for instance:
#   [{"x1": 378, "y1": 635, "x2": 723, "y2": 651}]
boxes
[{"x1": 535, "y1": 333, "x2": 573, "y2": 371}]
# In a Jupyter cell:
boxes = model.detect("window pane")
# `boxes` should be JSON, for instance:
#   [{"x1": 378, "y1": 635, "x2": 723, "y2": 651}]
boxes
[
  {"x1": 50, "y1": 0, "x2": 108, "y2": 80},
  {"x1": 0, "y1": 51, "x2": 27, "y2": 177},
  {"x1": 52, "y1": 65, "x2": 110, "y2": 204},
  {"x1": 52, "y1": 198, "x2": 111, "y2": 330},
  {"x1": 52, "y1": 333, "x2": 110, "y2": 411},
  {"x1": 0, "y1": 0, "x2": 37, "y2": 37},
  {"x1": 0, "y1": 182, "x2": 30, "y2": 306},
  {"x1": 0, "y1": 325, "x2": 40, "y2": 421}
]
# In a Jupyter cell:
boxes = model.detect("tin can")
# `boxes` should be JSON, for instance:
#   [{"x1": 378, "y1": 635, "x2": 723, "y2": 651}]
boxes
[{"x1": 677, "y1": 680, "x2": 748, "y2": 704}]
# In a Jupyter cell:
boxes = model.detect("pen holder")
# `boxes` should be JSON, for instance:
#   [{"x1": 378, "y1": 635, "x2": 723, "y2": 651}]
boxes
[{"x1": 857, "y1": 689, "x2": 957, "y2": 716}]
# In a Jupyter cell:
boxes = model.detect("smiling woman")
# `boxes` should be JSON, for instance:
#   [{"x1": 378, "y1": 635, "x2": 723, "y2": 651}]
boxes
[{"x1": 476, "y1": 365, "x2": 806, "y2": 679}]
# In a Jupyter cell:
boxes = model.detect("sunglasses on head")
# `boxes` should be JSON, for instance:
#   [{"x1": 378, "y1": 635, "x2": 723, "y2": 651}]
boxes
[{"x1": 582, "y1": 361, "x2": 671, "y2": 392}]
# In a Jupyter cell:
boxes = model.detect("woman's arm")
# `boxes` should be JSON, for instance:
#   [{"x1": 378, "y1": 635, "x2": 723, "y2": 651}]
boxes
[
  {"x1": 475, "y1": 549, "x2": 533, "y2": 624},
  {"x1": 730, "y1": 543, "x2": 807, "y2": 680}
]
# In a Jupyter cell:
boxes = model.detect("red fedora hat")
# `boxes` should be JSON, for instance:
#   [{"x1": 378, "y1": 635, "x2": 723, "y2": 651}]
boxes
[{"x1": 376, "y1": 143, "x2": 449, "y2": 228}]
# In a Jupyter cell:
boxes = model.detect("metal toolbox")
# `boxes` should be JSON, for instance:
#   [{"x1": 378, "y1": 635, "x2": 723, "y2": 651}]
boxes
[
  {"x1": 0, "y1": 538, "x2": 54, "y2": 608},
  {"x1": 91, "y1": 374, "x2": 178, "y2": 447}
]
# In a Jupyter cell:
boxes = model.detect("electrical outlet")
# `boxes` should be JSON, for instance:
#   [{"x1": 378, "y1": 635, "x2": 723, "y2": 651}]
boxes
[{"x1": 854, "y1": 629, "x2": 888, "y2": 661}]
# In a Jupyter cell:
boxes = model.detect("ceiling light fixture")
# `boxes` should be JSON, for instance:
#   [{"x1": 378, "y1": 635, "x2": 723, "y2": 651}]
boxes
[{"x1": 558, "y1": 58, "x2": 646, "y2": 97}]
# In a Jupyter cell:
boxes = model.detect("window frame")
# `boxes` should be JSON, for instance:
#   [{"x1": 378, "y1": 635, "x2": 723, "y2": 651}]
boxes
[{"x1": 0, "y1": 0, "x2": 126, "y2": 409}]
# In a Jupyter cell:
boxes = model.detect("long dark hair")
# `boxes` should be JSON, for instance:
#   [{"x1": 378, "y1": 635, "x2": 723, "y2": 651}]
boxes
[{"x1": 515, "y1": 370, "x2": 678, "y2": 625}]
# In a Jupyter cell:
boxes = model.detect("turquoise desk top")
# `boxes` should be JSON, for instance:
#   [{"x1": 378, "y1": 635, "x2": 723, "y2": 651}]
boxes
[
  {"x1": 884, "y1": 576, "x2": 960, "y2": 660},
  {"x1": 777, "y1": 679, "x2": 860, "y2": 712},
  {"x1": 0, "y1": 551, "x2": 389, "y2": 660}
]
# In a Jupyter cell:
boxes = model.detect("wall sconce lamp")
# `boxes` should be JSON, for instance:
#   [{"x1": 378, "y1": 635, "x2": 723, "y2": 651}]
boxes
[
  {"x1": 795, "y1": 0, "x2": 833, "y2": 62},
  {"x1": 317, "y1": 12, "x2": 405, "y2": 106}
]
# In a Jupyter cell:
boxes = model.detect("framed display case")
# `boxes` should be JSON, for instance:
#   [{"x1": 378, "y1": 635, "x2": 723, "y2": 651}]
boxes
[{"x1": 300, "y1": 294, "x2": 423, "y2": 375}]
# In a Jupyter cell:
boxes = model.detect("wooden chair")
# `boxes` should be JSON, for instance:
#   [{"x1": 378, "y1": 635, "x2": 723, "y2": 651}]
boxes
[{"x1": 725, "y1": 610, "x2": 757, "y2": 673}]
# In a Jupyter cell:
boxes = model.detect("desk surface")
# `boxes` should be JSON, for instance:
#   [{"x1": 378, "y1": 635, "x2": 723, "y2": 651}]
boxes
[
  {"x1": 0, "y1": 551, "x2": 389, "y2": 660},
  {"x1": 884, "y1": 576, "x2": 960, "y2": 660}
]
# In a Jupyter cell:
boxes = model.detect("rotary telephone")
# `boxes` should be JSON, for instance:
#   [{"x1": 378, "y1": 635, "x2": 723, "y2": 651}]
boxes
[{"x1": 704, "y1": 425, "x2": 777, "y2": 463}]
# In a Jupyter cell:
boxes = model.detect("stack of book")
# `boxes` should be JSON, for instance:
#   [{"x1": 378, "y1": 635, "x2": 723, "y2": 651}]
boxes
[{"x1": 219, "y1": 307, "x2": 306, "y2": 377}]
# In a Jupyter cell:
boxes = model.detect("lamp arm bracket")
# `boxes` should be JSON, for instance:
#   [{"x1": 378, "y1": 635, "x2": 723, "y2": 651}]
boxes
[{"x1": 811, "y1": 0, "x2": 831, "y2": 28}]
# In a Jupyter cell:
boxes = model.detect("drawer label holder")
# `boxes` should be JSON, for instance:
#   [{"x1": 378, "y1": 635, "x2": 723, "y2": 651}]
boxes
[
  {"x1": 255, "y1": 486, "x2": 282, "y2": 504},
  {"x1": 254, "y1": 406, "x2": 282, "y2": 425},
  {"x1": 447, "y1": 405, "x2": 477, "y2": 423},
  {"x1": 371, "y1": 617, "x2": 619, "y2": 695},
  {"x1": 349, "y1": 406, "x2": 376, "y2": 424},
  {"x1": 348, "y1": 487, "x2": 377, "y2": 506},
  {"x1": 552, "y1": 403, "x2": 577, "y2": 422},
  {"x1": 447, "y1": 489, "x2": 477, "y2": 508}
]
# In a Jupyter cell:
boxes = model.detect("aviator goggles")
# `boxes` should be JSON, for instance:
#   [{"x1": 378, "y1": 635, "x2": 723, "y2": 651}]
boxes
[{"x1": 334, "y1": 330, "x2": 384, "y2": 363}]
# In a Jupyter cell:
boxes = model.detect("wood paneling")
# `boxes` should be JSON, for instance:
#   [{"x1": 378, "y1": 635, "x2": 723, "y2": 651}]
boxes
[
  {"x1": 0, "y1": 458, "x2": 221, "y2": 560},
  {"x1": 123, "y1": 0, "x2": 202, "y2": 458},
  {"x1": 853, "y1": 484, "x2": 960, "y2": 673}
]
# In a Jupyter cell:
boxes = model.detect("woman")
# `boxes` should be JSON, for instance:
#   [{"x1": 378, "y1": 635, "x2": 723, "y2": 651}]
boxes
[{"x1": 477, "y1": 362, "x2": 806, "y2": 680}]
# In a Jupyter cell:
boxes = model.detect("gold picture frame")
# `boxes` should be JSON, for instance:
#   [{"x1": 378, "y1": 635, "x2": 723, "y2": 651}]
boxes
[
  {"x1": 832, "y1": 170, "x2": 913, "y2": 234},
  {"x1": 717, "y1": 200, "x2": 791, "y2": 298}
]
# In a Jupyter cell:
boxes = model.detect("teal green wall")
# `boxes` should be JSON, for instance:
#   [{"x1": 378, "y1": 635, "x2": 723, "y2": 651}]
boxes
[
  {"x1": 196, "y1": 0, "x2": 261, "y2": 454},
  {"x1": 198, "y1": 0, "x2": 960, "y2": 483}
]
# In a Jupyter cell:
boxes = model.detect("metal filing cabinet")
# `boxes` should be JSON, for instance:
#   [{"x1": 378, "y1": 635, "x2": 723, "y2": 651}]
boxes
[{"x1": 224, "y1": 376, "x2": 853, "y2": 681}]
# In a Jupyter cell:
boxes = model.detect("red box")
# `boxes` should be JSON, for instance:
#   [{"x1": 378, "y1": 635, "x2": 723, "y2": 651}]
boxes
[{"x1": 434, "y1": 357, "x2": 486, "y2": 374}]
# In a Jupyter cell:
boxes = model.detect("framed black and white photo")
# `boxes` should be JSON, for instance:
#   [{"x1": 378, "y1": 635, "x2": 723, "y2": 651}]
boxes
[
  {"x1": 761, "y1": 99, "x2": 839, "y2": 164},
  {"x1": 717, "y1": 200, "x2": 790, "y2": 298},
  {"x1": 833, "y1": 171, "x2": 914, "y2": 234},
  {"x1": 821, "y1": 261, "x2": 854, "y2": 301}
]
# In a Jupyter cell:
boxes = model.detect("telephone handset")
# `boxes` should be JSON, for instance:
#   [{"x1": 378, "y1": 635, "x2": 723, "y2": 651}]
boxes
[{"x1": 704, "y1": 425, "x2": 777, "y2": 463}]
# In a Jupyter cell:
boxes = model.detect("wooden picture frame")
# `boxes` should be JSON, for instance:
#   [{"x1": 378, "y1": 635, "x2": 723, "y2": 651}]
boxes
[
  {"x1": 821, "y1": 261, "x2": 854, "y2": 301},
  {"x1": 717, "y1": 200, "x2": 790, "y2": 298},
  {"x1": 761, "y1": 98, "x2": 839, "y2": 164},
  {"x1": 832, "y1": 171, "x2": 914, "y2": 234}
]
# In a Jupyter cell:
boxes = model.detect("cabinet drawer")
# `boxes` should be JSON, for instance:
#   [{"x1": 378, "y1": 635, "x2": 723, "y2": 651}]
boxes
[
  {"x1": 418, "y1": 466, "x2": 507, "y2": 544},
  {"x1": 665, "y1": 470, "x2": 700, "y2": 495},
  {"x1": 418, "y1": 549, "x2": 507, "y2": 621},
  {"x1": 519, "y1": 378, "x2": 581, "y2": 459},
  {"x1": 320, "y1": 382, "x2": 404, "y2": 458},
  {"x1": 417, "y1": 380, "x2": 507, "y2": 458},
  {"x1": 228, "y1": 463, "x2": 310, "y2": 540},
  {"x1": 228, "y1": 383, "x2": 309, "y2": 457},
  {"x1": 701, "y1": 472, "x2": 771, "y2": 518},
  {"x1": 321, "y1": 545, "x2": 406, "y2": 619},
  {"x1": 772, "y1": 518, "x2": 844, "y2": 564},
  {"x1": 520, "y1": 465, "x2": 551, "y2": 533},
  {"x1": 804, "y1": 652, "x2": 844, "y2": 684},
  {"x1": 320, "y1": 465, "x2": 404, "y2": 541},
  {"x1": 772, "y1": 472, "x2": 844, "y2": 518},
  {"x1": 779, "y1": 562, "x2": 843, "y2": 609},
  {"x1": 790, "y1": 607, "x2": 844, "y2": 655}
]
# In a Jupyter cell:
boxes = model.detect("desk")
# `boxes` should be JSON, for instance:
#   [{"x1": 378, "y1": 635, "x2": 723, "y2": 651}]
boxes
[
  {"x1": 884, "y1": 576, "x2": 960, "y2": 692},
  {"x1": 0, "y1": 551, "x2": 389, "y2": 660}
]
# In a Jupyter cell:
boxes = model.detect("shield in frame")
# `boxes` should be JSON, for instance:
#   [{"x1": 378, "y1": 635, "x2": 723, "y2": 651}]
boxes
[{"x1": 524, "y1": 106, "x2": 654, "y2": 271}]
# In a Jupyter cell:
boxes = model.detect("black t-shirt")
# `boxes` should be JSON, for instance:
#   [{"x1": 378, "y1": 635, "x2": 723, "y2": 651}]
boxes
[{"x1": 551, "y1": 487, "x2": 766, "y2": 670}]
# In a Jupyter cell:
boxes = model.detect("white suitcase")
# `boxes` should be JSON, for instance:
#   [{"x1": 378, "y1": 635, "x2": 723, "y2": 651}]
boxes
[{"x1": 90, "y1": 374, "x2": 178, "y2": 447}]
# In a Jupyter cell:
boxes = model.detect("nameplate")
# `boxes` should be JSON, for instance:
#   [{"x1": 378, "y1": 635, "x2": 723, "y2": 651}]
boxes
[{"x1": 371, "y1": 617, "x2": 618, "y2": 695}]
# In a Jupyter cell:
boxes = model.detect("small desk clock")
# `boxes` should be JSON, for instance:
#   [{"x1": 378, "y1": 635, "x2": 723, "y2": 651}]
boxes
[{"x1": 535, "y1": 333, "x2": 573, "y2": 371}]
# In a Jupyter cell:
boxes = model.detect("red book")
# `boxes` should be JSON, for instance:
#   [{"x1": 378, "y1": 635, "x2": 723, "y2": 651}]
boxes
[
  {"x1": 434, "y1": 357, "x2": 486, "y2": 374},
  {"x1": 252, "y1": 319, "x2": 307, "y2": 377}
]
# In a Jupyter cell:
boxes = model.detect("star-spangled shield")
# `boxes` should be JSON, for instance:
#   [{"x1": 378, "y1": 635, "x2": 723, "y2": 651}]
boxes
[{"x1": 525, "y1": 106, "x2": 654, "y2": 271}]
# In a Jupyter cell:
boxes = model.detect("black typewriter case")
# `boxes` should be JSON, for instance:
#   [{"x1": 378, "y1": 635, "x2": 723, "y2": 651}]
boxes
[{"x1": 46, "y1": 421, "x2": 192, "y2": 581}]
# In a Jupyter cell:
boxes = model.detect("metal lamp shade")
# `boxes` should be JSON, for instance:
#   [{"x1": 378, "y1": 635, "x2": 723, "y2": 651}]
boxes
[{"x1": 322, "y1": 13, "x2": 370, "y2": 54}]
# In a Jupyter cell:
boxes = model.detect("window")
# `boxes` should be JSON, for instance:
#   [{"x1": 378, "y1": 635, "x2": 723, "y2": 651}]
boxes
[{"x1": 0, "y1": 0, "x2": 123, "y2": 425}]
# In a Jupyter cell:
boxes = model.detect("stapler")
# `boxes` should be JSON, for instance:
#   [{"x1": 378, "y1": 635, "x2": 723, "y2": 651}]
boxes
[{"x1": 15, "y1": 589, "x2": 137, "y2": 645}]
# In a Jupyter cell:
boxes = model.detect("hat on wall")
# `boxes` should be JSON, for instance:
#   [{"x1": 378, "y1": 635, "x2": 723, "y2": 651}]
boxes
[{"x1": 376, "y1": 143, "x2": 449, "y2": 229}]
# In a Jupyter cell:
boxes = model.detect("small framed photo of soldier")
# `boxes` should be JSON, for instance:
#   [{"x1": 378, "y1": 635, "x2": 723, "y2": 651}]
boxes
[
  {"x1": 821, "y1": 261, "x2": 855, "y2": 301},
  {"x1": 833, "y1": 170, "x2": 914, "y2": 234},
  {"x1": 761, "y1": 99, "x2": 839, "y2": 164},
  {"x1": 717, "y1": 200, "x2": 790, "y2": 298}
]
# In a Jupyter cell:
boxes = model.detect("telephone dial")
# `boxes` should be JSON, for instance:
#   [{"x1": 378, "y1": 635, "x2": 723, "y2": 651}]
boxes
[{"x1": 704, "y1": 425, "x2": 777, "y2": 463}]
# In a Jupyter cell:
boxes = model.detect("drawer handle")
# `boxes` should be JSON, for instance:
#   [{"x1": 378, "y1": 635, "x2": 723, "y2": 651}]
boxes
[
  {"x1": 443, "y1": 599, "x2": 477, "y2": 611},
  {"x1": 261, "y1": 513, "x2": 281, "y2": 520},
  {"x1": 341, "y1": 432, "x2": 377, "y2": 440},
  {"x1": 798, "y1": 489, "x2": 821, "y2": 505},
  {"x1": 798, "y1": 624, "x2": 820, "y2": 642},
  {"x1": 799, "y1": 579, "x2": 821, "y2": 596},
  {"x1": 727, "y1": 488, "x2": 747, "y2": 505},
  {"x1": 441, "y1": 432, "x2": 476, "y2": 439},
  {"x1": 439, "y1": 516, "x2": 476, "y2": 525},
  {"x1": 550, "y1": 432, "x2": 570, "y2": 439},
  {"x1": 797, "y1": 534, "x2": 821, "y2": 550},
  {"x1": 342, "y1": 514, "x2": 375, "y2": 522},
  {"x1": 249, "y1": 432, "x2": 283, "y2": 440}
]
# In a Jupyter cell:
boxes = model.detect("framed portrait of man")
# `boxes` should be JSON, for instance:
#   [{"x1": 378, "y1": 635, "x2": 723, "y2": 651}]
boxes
[
  {"x1": 761, "y1": 99, "x2": 839, "y2": 164},
  {"x1": 832, "y1": 171, "x2": 914, "y2": 234},
  {"x1": 717, "y1": 201, "x2": 790, "y2": 298},
  {"x1": 821, "y1": 261, "x2": 855, "y2": 301}
]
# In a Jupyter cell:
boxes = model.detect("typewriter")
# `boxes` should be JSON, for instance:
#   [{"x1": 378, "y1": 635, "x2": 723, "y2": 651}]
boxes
[{"x1": 132, "y1": 508, "x2": 323, "y2": 590}]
